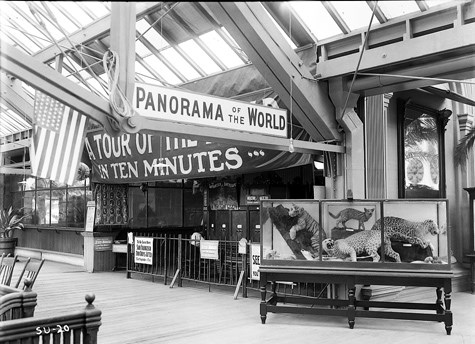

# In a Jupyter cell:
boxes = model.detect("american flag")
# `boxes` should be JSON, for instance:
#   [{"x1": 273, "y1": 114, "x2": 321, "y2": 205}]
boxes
[{"x1": 30, "y1": 91, "x2": 89, "y2": 186}]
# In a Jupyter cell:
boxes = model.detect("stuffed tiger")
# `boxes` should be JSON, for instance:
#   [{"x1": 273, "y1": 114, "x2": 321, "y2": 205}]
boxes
[{"x1": 288, "y1": 204, "x2": 326, "y2": 254}]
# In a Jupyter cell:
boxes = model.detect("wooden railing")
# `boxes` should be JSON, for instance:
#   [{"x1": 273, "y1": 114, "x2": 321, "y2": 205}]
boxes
[
  {"x1": 0, "y1": 294, "x2": 102, "y2": 344},
  {"x1": 0, "y1": 279, "x2": 37, "y2": 321}
]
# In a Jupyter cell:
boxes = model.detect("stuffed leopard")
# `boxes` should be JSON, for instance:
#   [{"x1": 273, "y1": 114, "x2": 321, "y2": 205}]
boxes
[
  {"x1": 371, "y1": 217, "x2": 439, "y2": 250},
  {"x1": 322, "y1": 230, "x2": 401, "y2": 262}
]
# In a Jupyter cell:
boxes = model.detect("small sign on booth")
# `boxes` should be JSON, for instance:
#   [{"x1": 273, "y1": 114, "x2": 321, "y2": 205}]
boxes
[
  {"x1": 94, "y1": 237, "x2": 113, "y2": 251},
  {"x1": 200, "y1": 240, "x2": 219, "y2": 260},
  {"x1": 85, "y1": 201, "x2": 96, "y2": 232}
]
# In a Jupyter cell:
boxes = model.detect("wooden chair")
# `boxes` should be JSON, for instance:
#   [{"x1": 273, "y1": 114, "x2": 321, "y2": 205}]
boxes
[
  {"x1": 0, "y1": 254, "x2": 17, "y2": 286},
  {"x1": 14, "y1": 258, "x2": 45, "y2": 290}
]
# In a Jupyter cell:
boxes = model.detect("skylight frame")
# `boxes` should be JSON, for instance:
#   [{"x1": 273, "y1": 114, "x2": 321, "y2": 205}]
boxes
[
  {"x1": 289, "y1": 1, "x2": 343, "y2": 41},
  {"x1": 377, "y1": 1, "x2": 422, "y2": 19},
  {"x1": 199, "y1": 30, "x2": 246, "y2": 69}
]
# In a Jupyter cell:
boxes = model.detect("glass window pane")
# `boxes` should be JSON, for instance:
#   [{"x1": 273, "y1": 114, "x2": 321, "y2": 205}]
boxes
[
  {"x1": 136, "y1": 19, "x2": 169, "y2": 50},
  {"x1": 290, "y1": 1, "x2": 343, "y2": 40},
  {"x1": 378, "y1": 1, "x2": 420, "y2": 19},
  {"x1": 23, "y1": 191, "x2": 36, "y2": 225},
  {"x1": 179, "y1": 40, "x2": 221, "y2": 75},
  {"x1": 184, "y1": 189, "x2": 203, "y2": 227},
  {"x1": 143, "y1": 55, "x2": 181, "y2": 85},
  {"x1": 37, "y1": 178, "x2": 50, "y2": 189},
  {"x1": 161, "y1": 47, "x2": 201, "y2": 80},
  {"x1": 404, "y1": 111, "x2": 441, "y2": 198},
  {"x1": 37, "y1": 190, "x2": 51, "y2": 225},
  {"x1": 155, "y1": 188, "x2": 183, "y2": 227},
  {"x1": 200, "y1": 31, "x2": 245, "y2": 68},
  {"x1": 67, "y1": 188, "x2": 86, "y2": 227},
  {"x1": 332, "y1": 1, "x2": 373, "y2": 31},
  {"x1": 425, "y1": 0, "x2": 454, "y2": 8},
  {"x1": 135, "y1": 40, "x2": 151, "y2": 58},
  {"x1": 38, "y1": 3, "x2": 79, "y2": 33},
  {"x1": 55, "y1": 2, "x2": 93, "y2": 27},
  {"x1": 51, "y1": 189, "x2": 67, "y2": 225},
  {"x1": 129, "y1": 187, "x2": 147, "y2": 228},
  {"x1": 81, "y1": 2, "x2": 110, "y2": 19},
  {"x1": 1, "y1": 5, "x2": 46, "y2": 50}
]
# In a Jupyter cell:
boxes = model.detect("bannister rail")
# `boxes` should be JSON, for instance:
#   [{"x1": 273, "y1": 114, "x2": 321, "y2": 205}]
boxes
[
  {"x1": 0, "y1": 279, "x2": 37, "y2": 321},
  {"x1": 0, "y1": 294, "x2": 102, "y2": 344}
]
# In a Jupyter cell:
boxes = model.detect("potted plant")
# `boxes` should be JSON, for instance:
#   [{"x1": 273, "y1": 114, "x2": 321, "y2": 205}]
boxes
[{"x1": 0, "y1": 206, "x2": 24, "y2": 256}]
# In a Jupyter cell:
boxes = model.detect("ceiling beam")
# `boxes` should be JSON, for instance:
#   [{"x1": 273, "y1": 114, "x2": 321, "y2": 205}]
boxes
[
  {"x1": 32, "y1": 2, "x2": 163, "y2": 63},
  {"x1": 0, "y1": 40, "x2": 118, "y2": 134},
  {"x1": 2, "y1": 40, "x2": 343, "y2": 154},
  {"x1": 205, "y1": 2, "x2": 340, "y2": 142},
  {"x1": 0, "y1": 138, "x2": 30, "y2": 153},
  {"x1": 0, "y1": 74, "x2": 33, "y2": 121},
  {"x1": 125, "y1": 117, "x2": 345, "y2": 154},
  {"x1": 0, "y1": 167, "x2": 32, "y2": 175},
  {"x1": 420, "y1": 86, "x2": 475, "y2": 107},
  {"x1": 350, "y1": 54, "x2": 475, "y2": 96},
  {"x1": 317, "y1": 18, "x2": 475, "y2": 79}
]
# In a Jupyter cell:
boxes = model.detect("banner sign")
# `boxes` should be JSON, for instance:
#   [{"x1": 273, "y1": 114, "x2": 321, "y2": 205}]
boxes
[
  {"x1": 134, "y1": 83, "x2": 288, "y2": 137},
  {"x1": 134, "y1": 237, "x2": 154, "y2": 265},
  {"x1": 85, "y1": 129, "x2": 312, "y2": 183}
]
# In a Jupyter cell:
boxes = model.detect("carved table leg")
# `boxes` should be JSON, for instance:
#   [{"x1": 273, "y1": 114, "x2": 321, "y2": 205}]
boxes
[
  {"x1": 260, "y1": 285, "x2": 267, "y2": 324},
  {"x1": 444, "y1": 288, "x2": 453, "y2": 335},
  {"x1": 436, "y1": 287, "x2": 443, "y2": 315},
  {"x1": 348, "y1": 285, "x2": 356, "y2": 329}
]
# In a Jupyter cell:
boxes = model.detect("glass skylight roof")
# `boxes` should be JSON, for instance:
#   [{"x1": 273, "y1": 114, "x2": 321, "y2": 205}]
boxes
[
  {"x1": 0, "y1": 1, "x2": 466, "y2": 138},
  {"x1": 377, "y1": 1, "x2": 421, "y2": 19},
  {"x1": 179, "y1": 39, "x2": 222, "y2": 75},
  {"x1": 289, "y1": 2, "x2": 343, "y2": 40},
  {"x1": 332, "y1": 1, "x2": 374, "y2": 31}
]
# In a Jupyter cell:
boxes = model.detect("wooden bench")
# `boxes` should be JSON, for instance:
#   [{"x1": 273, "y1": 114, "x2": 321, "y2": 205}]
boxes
[
  {"x1": 0, "y1": 294, "x2": 102, "y2": 344},
  {"x1": 0, "y1": 279, "x2": 37, "y2": 321}
]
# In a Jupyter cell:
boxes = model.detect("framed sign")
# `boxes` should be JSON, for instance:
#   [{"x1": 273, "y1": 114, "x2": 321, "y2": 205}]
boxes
[
  {"x1": 200, "y1": 240, "x2": 219, "y2": 260},
  {"x1": 85, "y1": 201, "x2": 96, "y2": 232},
  {"x1": 134, "y1": 237, "x2": 154, "y2": 265},
  {"x1": 250, "y1": 243, "x2": 260, "y2": 280},
  {"x1": 94, "y1": 237, "x2": 113, "y2": 251}
]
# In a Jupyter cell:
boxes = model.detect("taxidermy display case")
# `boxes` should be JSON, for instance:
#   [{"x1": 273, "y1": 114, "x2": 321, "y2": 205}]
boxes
[{"x1": 260, "y1": 199, "x2": 450, "y2": 270}]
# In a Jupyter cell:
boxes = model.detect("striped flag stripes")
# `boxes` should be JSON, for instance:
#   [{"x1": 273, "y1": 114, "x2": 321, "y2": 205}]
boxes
[{"x1": 30, "y1": 90, "x2": 89, "y2": 186}]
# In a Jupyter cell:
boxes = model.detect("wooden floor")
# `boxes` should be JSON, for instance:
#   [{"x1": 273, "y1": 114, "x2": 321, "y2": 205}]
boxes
[{"x1": 14, "y1": 258, "x2": 475, "y2": 344}]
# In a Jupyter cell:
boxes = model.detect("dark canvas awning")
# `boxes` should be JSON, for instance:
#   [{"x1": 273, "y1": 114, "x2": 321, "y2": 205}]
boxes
[{"x1": 85, "y1": 128, "x2": 313, "y2": 184}]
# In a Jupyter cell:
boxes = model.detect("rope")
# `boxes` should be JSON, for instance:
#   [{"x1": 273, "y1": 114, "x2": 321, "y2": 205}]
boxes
[
  {"x1": 340, "y1": 1, "x2": 378, "y2": 117},
  {"x1": 102, "y1": 50, "x2": 135, "y2": 119}
]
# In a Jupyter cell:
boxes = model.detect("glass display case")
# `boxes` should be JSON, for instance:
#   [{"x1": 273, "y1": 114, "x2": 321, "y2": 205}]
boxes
[{"x1": 260, "y1": 199, "x2": 450, "y2": 270}]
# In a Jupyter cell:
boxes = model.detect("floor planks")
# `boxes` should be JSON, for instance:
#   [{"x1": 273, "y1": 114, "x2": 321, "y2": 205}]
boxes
[{"x1": 11, "y1": 258, "x2": 475, "y2": 344}]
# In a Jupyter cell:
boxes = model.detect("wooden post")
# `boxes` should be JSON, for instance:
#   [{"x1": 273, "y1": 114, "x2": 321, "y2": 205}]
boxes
[
  {"x1": 84, "y1": 294, "x2": 102, "y2": 344},
  {"x1": 177, "y1": 234, "x2": 183, "y2": 287},
  {"x1": 110, "y1": 3, "x2": 136, "y2": 101}
]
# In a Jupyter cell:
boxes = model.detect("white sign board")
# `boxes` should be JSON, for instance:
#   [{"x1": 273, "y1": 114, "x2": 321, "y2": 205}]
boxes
[
  {"x1": 134, "y1": 83, "x2": 288, "y2": 137},
  {"x1": 134, "y1": 237, "x2": 154, "y2": 265},
  {"x1": 85, "y1": 201, "x2": 96, "y2": 232},
  {"x1": 250, "y1": 244, "x2": 261, "y2": 281},
  {"x1": 199, "y1": 240, "x2": 219, "y2": 260}
]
